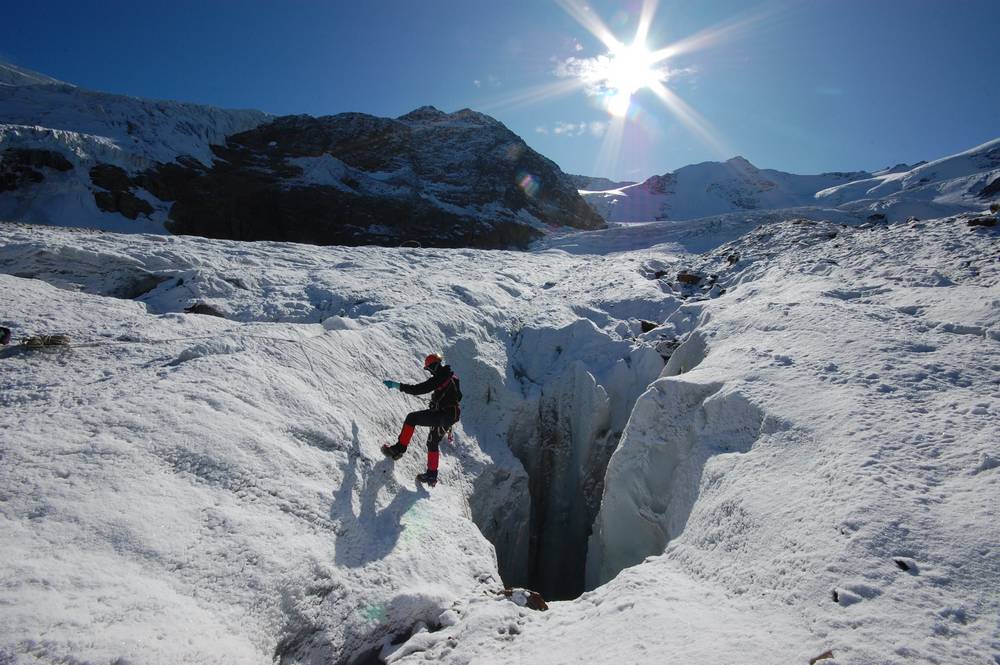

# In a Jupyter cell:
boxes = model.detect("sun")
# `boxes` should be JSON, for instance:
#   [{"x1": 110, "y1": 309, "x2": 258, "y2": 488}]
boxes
[
  {"x1": 597, "y1": 40, "x2": 666, "y2": 117},
  {"x1": 548, "y1": 0, "x2": 752, "y2": 164},
  {"x1": 478, "y1": 0, "x2": 753, "y2": 172}
]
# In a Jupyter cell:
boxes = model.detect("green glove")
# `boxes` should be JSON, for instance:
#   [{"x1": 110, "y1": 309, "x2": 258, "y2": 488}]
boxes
[{"x1": 383, "y1": 379, "x2": 400, "y2": 390}]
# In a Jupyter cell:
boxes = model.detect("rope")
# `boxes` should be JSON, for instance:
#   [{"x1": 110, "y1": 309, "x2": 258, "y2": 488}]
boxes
[{"x1": 294, "y1": 331, "x2": 334, "y2": 402}]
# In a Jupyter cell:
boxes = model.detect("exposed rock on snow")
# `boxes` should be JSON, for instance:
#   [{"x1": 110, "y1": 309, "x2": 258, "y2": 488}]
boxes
[
  {"x1": 497, "y1": 587, "x2": 548, "y2": 611},
  {"x1": 979, "y1": 175, "x2": 1000, "y2": 198},
  {"x1": 566, "y1": 173, "x2": 636, "y2": 192},
  {"x1": 0, "y1": 148, "x2": 74, "y2": 192}
]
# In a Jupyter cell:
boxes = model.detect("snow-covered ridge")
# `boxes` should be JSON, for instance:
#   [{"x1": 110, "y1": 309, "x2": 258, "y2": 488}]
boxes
[
  {"x1": 583, "y1": 141, "x2": 1000, "y2": 224},
  {"x1": 0, "y1": 64, "x2": 269, "y2": 233},
  {"x1": 815, "y1": 138, "x2": 1000, "y2": 215},
  {"x1": 0, "y1": 62, "x2": 68, "y2": 87},
  {"x1": 2, "y1": 209, "x2": 998, "y2": 663},
  {"x1": 0, "y1": 64, "x2": 268, "y2": 166}
]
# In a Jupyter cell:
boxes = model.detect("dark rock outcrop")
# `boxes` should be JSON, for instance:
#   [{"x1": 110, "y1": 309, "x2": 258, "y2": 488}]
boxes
[
  {"x1": 113, "y1": 107, "x2": 605, "y2": 249},
  {"x1": 184, "y1": 303, "x2": 227, "y2": 317},
  {"x1": 90, "y1": 164, "x2": 133, "y2": 192},
  {"x1": 566, "y1": 173, "x2": 636, "y2": 191},
  {"x1": 641, "y1": 173, "x2": 676, "y2": 195},
  {"x1": 967, "y1": 216, "x2": 997, "y2": 227},
  {"x1": 0, "y1": 148, "x2": 73, "y2": 192},
  {"x1": 979, "y1": 176, "x2": 1000, "y2": 199},
  {"x1": 89, "y1": 164, "x2": 154, "y2": 220}
]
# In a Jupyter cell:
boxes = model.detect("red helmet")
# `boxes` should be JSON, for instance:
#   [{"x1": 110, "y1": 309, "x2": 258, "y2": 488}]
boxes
[{"x1": 423, "y1": 353, "x2": 443, "y2": 369}]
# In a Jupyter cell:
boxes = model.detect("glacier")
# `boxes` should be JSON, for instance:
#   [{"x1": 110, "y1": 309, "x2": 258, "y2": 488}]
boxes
[{"x1": 2, "y1": 205, "x2": 998, "y2": 664}]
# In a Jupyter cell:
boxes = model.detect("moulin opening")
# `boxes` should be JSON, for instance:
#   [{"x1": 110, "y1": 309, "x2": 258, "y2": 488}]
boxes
[
  {"x1": 511, "y1": 416, "x2": 617, "y2": 601},
  {"x1": 469, "y1": 321, "x2": 672, "y2": 601}
]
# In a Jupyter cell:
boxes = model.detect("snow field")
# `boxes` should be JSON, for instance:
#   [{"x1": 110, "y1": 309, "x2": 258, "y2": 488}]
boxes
[
  {"x1": 0, "y1": 222, "x2": 675, "y2": 663},
  {"x1": 1, "y1": 212, "x2": 998, "y2": 664},
  {"x1": 386, "y1": 215, "x2": 999, "y2": 664}
]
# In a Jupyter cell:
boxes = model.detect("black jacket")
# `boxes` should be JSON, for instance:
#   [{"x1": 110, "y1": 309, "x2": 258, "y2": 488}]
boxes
[{"x1": 401, "y1": 364, "x2": 461, "y2": 410}]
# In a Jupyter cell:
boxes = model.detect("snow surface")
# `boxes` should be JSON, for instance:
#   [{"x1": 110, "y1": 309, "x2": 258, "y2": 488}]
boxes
[{"x1": 2, "y1": 206, "x2": 999, "y2": 664}]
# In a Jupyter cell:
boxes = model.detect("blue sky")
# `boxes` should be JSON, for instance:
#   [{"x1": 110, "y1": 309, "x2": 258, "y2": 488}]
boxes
[{"x1": 3, "y1": 0, "x2": 999, "y2": 181}]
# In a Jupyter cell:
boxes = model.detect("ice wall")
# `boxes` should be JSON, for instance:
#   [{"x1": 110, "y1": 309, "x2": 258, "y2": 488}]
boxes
[
  {"x1": 505, "y1": 319, "x2": 664, "y2": 599},
  {"x1": 586, "y1": 365, "x2": 767, "y2": 589}
]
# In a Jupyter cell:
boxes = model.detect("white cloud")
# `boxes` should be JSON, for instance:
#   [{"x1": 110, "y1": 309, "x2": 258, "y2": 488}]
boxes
[
  {"x1": 553, "y1": 121, "x2": 586, "y2": 136},
  {"x1": 473, "y1": 79, "x2": 482, "y2": 88},
  {"x1": 532, "y1": 114, "x2": 608, "y2": 138},
  {"x1": 539, "y1": 121, "x2": 605, "y2": 138}
]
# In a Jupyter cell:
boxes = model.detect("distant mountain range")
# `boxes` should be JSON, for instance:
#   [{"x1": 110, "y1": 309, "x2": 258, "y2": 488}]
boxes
[
  {"x1": 0, "y1": 64, "x2": 602, "y2": 249},
  {"x1": 579, "y1": 145, "x2": 999, "y2": 224},
  {"x1": 1, "y1": 62, "x2": 997, "y2": 246}
]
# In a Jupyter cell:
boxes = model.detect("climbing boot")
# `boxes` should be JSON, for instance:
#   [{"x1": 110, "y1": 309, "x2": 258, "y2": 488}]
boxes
[
  {"x1": 381, "y1": 443, "x2": 406, "y2": 460},
  {"x1": 416, "y1": 470, "x2": 438, "y2": 487}
]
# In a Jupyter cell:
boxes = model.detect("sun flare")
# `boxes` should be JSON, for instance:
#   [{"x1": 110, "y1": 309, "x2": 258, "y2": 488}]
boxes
[
  {"x1": 596, "y1": 41, "x2": 666, "y2": 116},
  {"x1": 549, "y1": 0, "x2": 748, "y2": 172}
]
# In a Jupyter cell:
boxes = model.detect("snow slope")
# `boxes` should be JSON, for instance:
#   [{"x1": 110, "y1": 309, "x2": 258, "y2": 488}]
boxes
[
  {"x1": 0, "y1": 63, "x2": 269, "y2": 232},
  {"x1": 0, "y1": 221, "x2": 669, "y2": 663},
  {"x1": 582, "y1": 156, "x2": 869, "y2": 223},
  {"x1": 815, "y1": 139, "x2": 1000, "y2": 221},
  {"x1": 583, "y1": 142, "x2": 1000, "y2": 225},
  {"x1": 1, "y1": 208, "x2": 998, "y2": 664}
]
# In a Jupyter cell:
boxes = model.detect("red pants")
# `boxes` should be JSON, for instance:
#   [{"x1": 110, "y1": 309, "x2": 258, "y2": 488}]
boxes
[{"x1": 398, "y1": 407, "x2": 459, "y2": 471}]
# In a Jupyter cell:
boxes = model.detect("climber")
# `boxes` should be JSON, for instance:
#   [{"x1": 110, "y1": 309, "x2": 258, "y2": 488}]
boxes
[
  {"x1": 381, "y1": 353, "x2": 462, "y2": 486},
  {"x1": 0, "y1": 326, "x2": 11, "y2": 346}
]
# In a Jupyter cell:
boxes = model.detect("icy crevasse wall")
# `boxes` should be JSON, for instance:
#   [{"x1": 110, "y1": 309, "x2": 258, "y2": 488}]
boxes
[
  {"x1": 585, "y1": 336, "x2": 770, "y2": 589},
  {"x1": 505, "y1": 319, "x2": 664, "y2": 599},
  {"x1": 448, "y1": 337, "x2": 533, "y2": 590}
]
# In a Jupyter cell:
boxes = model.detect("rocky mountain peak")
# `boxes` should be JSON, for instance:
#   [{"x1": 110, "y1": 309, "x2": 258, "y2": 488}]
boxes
[
  {"x1": 726, "y1": 155, "x2": 757, "y2": 171},
  {"x1": 397, "y1": 105, "x2": 449, "y2": 122}
]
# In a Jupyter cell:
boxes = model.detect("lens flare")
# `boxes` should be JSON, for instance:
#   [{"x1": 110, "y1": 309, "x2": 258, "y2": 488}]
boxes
[{"x1": 516, "y1": 171, "x2": 541, "y2": 198}]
